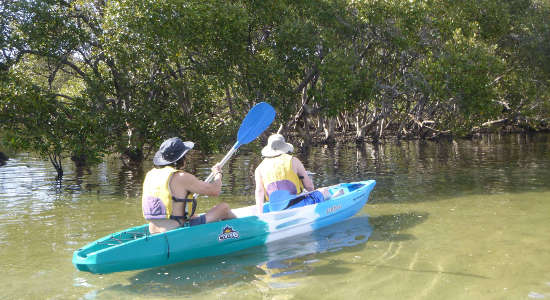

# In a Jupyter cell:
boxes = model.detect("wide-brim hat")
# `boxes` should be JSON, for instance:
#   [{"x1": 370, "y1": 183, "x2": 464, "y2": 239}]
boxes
[
  {"x1": 153, "y1": 137, "x2": 194, "y2": 166},
  {"x1": 261, "y1": 134, "x2": 294, "y2": 157}
]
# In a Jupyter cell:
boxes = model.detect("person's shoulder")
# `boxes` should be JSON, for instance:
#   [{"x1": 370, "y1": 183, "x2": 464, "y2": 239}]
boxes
[
  {"x1": 290, "y1": 156, "x2": 306, "y2": 172},
  {"x1": 256, "y1": 158, "x2": 268, "y2": 168},
  {"x1": 170, "y1": 171, "x2": 202, "y2": 192},
  {"x1": 171, "y1": 170, "x2": 196, "y2": 182},
  {"x1": 255, "y1": 161, "x2": 264, "y2": 175},
  {"x1": 290, "y1": 156, "x2": 303, "y2": 164}
]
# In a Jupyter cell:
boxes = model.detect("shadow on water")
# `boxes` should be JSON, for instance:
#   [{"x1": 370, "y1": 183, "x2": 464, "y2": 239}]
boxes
[
  {"x1": 368, "y1": 211, "x2": 429, "y2": 242},
  {"x1": 96, "y1": 215, "x2": 375, "y2": 297},
  {"x1": 365, "y1": 212, "x2": 488, "y2": 280},
  {"x1": 370, "y1": 211, "x2": 490, "y2": 280}
]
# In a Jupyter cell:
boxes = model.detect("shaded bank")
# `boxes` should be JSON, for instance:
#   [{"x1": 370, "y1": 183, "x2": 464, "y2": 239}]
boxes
[
  {"x1": 282, "y1": 125, "x2": 550, "y2": 150},
  {"x1": 0, "y1": 151, "x2": 8, "y2": 166}
]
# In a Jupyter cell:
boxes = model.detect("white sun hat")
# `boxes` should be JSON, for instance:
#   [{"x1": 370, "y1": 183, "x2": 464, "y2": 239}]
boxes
[{"x1": 261, "y1": 134, "x2": 294, "y2": 157}]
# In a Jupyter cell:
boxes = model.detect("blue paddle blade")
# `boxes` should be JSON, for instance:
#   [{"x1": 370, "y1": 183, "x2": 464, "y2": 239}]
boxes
[{"x1": 236, "y1": 102, "x2": 276, "y2": 146}]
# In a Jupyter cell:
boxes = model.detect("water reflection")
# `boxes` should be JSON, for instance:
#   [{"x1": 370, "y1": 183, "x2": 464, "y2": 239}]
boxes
[
  {"x1": 2, "y1": 134, "x2": 548, "y2": 211},
  {"x1": 96, "y1": 215, "x2": 373, "y2": 297},
  {"x1": 356, "y1": 134, "x2": 550, "y2": 204},
  {"x1": 116, "y1": 166, "x2": 145, "y2": 198},
  {"x1": 1, "y1": 133, "x2": 550, "y2": 299}
]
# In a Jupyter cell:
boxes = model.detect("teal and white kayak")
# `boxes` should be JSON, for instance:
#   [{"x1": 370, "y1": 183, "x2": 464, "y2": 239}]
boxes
[{"x1": 72, "y1": 180, "x2": 376, "y2": 274}]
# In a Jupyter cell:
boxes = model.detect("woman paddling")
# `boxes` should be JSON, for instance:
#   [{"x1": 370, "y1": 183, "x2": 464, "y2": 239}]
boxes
[{"x1": 254, "y1": 134, "x2": 342, "y2": 214}]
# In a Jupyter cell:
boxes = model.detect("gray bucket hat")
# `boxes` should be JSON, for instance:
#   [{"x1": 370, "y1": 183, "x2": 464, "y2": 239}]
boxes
[
  {"x1": 153, "y1": 137, "x2": 194, "y2": 166},
  {"x1": 261, "y1": 134, "x2": 294, "y2": 157}
]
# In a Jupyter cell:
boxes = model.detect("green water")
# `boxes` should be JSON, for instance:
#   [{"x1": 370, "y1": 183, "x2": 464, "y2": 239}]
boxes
[{"x1": 1, "y1": 133, "x2": 549, "y2": 299}]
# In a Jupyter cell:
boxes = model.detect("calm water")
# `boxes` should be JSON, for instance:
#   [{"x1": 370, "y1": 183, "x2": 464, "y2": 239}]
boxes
[{"x1": 1, "y1": 133, "x2": 549, "y2": 299}]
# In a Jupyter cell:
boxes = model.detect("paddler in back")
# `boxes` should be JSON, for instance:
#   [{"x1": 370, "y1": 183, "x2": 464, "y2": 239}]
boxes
[
  {"x1": 142, "y1": 137, "x2": 236, "y2": 234},
  {"x1": 254, "y1": 133, "x2": 341, "y2": 214}
]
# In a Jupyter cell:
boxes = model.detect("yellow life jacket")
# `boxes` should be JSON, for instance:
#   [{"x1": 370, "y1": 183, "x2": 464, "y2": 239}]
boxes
[
  {"x1": 142, "y1": 166, "x2": 196, "y2": 221},
  {"x1": 259, "y1": 153, "x2": 304, "y2": 201}
]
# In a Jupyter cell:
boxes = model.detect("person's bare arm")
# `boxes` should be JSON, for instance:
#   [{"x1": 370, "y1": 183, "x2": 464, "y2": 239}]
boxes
[
  {"x1": 292, "y1": 157, "x2": 314, "y2": 191},
  {"x1": 254, "y1": 167, "x2": 265, "y2": 215},
  {"x1": 171, "y1": 165, "x2": 223, "y2": 197}
]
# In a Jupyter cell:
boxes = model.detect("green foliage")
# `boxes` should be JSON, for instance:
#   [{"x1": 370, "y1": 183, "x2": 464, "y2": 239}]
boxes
[
  {"x1": 1, "y1": 0, "x2": 549, "y2": 177},
  {"x1": 420, "y1": 27, "x2": 503, "y2": 132}
]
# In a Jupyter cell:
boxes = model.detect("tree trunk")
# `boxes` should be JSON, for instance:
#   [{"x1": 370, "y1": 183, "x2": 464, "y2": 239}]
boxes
[
  {"x1": 355, "y1": 114, "x2": 367, "y2": 142},
  {"x1": 49, "y1": 153, "x2": 63, "y2": 179},
  {"x1": 322, "y1": 117, "x2": 335, "y2": 142},
  {"x1": 299, "y1": 87, "x2": 312, "y2": 146}
]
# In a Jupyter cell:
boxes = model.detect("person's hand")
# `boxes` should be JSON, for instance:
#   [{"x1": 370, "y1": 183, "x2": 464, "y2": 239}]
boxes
[
  {"x1": 211, "y1": 163, "x2": 223, "y2": 181},
  {"x1": 211, "y1": 163, "x2": 222, "y2": 174}
]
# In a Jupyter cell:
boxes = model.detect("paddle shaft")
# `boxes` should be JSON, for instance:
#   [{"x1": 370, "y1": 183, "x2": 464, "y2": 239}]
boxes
[
  {"x1": 203, "y1": 142, "x2": 239, "y2": 183},
  {"x1": 190, "y1": 102, "x2": 275, "y2": 200},
  {"x1": 191, "y1": 142, "x2": 239, "y2": 199}
]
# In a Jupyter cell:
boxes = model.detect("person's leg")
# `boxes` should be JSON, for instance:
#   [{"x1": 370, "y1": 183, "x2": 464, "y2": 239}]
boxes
[
  {"x1": 204, "y1": 202, "x2": 237, "y2": 223},
  {"x1": 318, "y1": 187, "x2": 330, "y2": 199},
  {"x1": 188, "y1": 214, "x2": 206, "y2": 226},
  {"x1": 318, "y1": 186, "x2": 344, "y2": 200}
]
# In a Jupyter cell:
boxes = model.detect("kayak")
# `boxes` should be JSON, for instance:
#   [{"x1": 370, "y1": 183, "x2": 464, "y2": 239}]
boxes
[
  {"x1": 72, "y1": 180, "x2": 376, "y2": 274},
  {"x1": 73, "y1": 180, "x2": 375, "y2": 274}
]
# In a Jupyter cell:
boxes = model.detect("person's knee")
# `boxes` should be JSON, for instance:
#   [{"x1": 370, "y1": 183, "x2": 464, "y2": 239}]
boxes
[
  {"x1": 205, "y1": 203, "x2": 229, "y2": 223},
  {"x1": 217, "y1": 202, "x2": 230, "y2": 212},
  {"x1": 214, "y1": 202, "x2": 232, "y2": 216},
  {"x1": 319, "y1": 187, "x2": 331, "y2": 199}
]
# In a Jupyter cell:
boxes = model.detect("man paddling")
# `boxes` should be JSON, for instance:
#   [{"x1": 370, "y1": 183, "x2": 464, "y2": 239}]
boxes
[{"x1": 142, "y1": 137, "x2": 236, "y2": 234}]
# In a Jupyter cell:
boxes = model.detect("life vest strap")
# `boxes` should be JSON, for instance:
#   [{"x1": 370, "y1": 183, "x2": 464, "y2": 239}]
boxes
[
  {"x1": 171, "y1": 196, "x2": 197, "y2": 226},
  {"x1": 169, "y1": 215, "x2": 187, "y2": 226}
]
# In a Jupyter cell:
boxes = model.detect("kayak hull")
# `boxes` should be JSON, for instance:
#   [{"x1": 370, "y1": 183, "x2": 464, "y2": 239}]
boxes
[{"x1": 73, "y1": 180, "x2": 376, "y2": 274}]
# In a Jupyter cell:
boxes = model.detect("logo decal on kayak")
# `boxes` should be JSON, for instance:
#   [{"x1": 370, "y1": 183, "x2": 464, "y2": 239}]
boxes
[
  {"x1": 326, "y1": 204, "x2": 342, "y2": 214},
  {"x1": 218, "y1": 225, "x2": 240, "y2": 241}
]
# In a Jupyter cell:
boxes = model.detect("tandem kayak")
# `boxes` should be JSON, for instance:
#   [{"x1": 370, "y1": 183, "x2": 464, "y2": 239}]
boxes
[{"x1": 72, "y1": 180, "x2": 376, "y2": 274}]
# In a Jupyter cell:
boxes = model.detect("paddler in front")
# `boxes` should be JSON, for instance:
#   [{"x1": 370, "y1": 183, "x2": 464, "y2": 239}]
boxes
[{"x1": 142, "y1": 137, "x2": 236, "y2": 234}]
